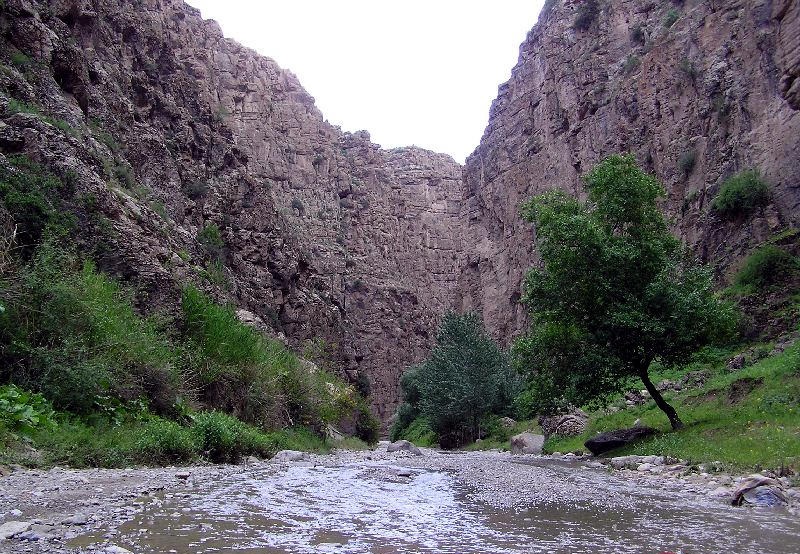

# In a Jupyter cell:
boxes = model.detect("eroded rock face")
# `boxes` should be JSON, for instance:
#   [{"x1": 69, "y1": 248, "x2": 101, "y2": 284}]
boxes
[
  {"x1": 457, "y1": 0, "x2": 800, "y2": 344},
  {"x1": 0, "y1": 0, "x2": 465, "y2": 424}
]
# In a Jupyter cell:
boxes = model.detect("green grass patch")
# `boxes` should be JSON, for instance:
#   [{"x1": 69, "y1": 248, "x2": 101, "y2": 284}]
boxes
[{"x1": 546, "y1": 345, "x2": 800, "y2": 470}]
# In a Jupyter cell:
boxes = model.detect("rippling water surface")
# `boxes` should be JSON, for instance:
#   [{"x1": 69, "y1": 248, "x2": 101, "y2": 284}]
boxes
[{"x1": 85, "y1": 459, "x2": 800, "y2": 554}]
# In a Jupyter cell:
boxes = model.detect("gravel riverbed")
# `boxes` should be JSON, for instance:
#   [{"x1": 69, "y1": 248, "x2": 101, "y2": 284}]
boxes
[{"x1": 1, "y1": 446, "x2": 798, "y2": 553}]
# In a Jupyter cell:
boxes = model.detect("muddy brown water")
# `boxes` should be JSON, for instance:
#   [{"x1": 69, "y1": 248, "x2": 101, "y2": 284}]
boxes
[{"x1": 74, "y1": 458, "x2": 800, "y2": 554}]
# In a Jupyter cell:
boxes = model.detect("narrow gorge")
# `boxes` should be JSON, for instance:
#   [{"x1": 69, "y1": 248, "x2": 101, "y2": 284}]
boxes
[{"x1": 1, "y1": 0, "x2": 798, "y2": 427}]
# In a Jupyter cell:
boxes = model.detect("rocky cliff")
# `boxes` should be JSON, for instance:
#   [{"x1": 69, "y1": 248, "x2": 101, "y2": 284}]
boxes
[
  {"x1": 0, "y1": 0, "x2": 465, "y2": 423},
  {"x1": 458, "y1": 0, "x2": 800, "y2": 344},
  {"x1": 0, "y1": 0, "x2": 797, "y2": 424}
]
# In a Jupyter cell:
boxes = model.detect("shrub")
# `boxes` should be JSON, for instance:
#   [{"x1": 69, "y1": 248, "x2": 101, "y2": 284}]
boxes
[
  {"x1": 679, "y1": 58, "x2": 699, "y2": 79},
  {"x1": 10, "y1": 51, "x2": 31, "y2": 69},
  {"x1": 630, "y1": 23, "x2": 646, "y2": 45},
  {"x1": 664, "y1": 9, "x2": 679, "y2": 28},
  {"x1": 573, "y1": 0, "x2": 599, "y2": 31},
  {"x1": 191, "y1": 411, "x2": 273, "y2": 463},
  {"x1": 197, "y1": 222, "x2": 224, "y2": 259},
  {"x1": 711, "y1": 170, "x2": 770, "y2": 219},
  {"x1": 735, "y1": 246, "x2": 799, "y2": 290},
  {"x1": 0, "y1": 155, "x2": 67, "y2": 257},
  {"x1": 291, "y1": 197, "x2": 305, "y2": 216},
  {"x1": 354, "y1": 403, "x2": 380, "y2": 445},
  {"x1": 679, "y1": 150, "x2": 696, "y2": 176},
  {"x1": 136, "y1": 417, "x2": 197, "y2": 464}
]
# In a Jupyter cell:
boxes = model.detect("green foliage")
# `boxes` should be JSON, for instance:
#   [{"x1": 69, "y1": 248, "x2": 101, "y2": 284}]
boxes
[
  {"x1": 0, "y1": 155, "x2": 68, "y2": 257},
  {"x1": 197, "y1": 222, "x2": 224, "y2": 258},
  {"x1": 0, "y1": 384, "x2": 56, "y2": 438},
  {"x1": 517, "y1": 154, "x2": 737, "y2": 429},
  {"x1": 663, "y1": 9, "x2": 680, "y2": 28},
  {"x1": 191, "y1": 411, "x2": 273, "y2": 463},
  {"x1": 573, "y1": 0, "x2": 599, "y2": 31},
  {"x1": 184, "y1": 181, "x2": 208, "y2": 200},
  {"x1": 545, "y1": 345, "x2": 800, "y2": 470},
  {"x1": 402, "y1": 312, "x2": 520, "y2": 448},
  {"x1": 679, "y1": 58, "x2": 699, "y2": 79},
  {"x1": 354, "y1": 402, "x2": 380, "y2": 444},
  {"x1": 10, "y1": 52, "x2": 31, "y2": 69},
  {"x1": 0, "y1": 246, "x2": 179, "y2": 413},
  {"x1": 711, "y1": 170, "x2": 770, "y2": 219},
  {"x1": 136, "y1": 417, "x2": 198, "y2": 464},
  {"x1": 396, "y1": 416, "x2": 437, "y2": 447},
  {"x1": 6, "y1": 98, "x2": 40, "y2": 115},
  {"x1": 735, "y1": 246, "x2": 799, "y2": 291}
]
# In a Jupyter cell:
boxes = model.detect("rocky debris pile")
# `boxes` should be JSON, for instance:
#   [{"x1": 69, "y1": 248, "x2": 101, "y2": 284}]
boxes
[
  {"x1": 539, "y1": 408, "x2": 588, "y2": 437},
  {"x1": 510, "y1": 432, "x2": 544, "y2": 455},
  {"x1": 584, "y1": 426, "x2": 657, "y2": 456}
]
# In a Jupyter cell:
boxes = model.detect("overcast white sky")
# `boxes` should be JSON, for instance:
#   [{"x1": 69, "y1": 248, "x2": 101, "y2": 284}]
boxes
[{"x1": 186, "y1": 1, "x2": 544, "y2": 162}]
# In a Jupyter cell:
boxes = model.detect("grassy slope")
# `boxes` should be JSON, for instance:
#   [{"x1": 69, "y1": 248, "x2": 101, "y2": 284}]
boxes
[{"x1": 546, "y1": 344, "x2": 800, "y2": 470}]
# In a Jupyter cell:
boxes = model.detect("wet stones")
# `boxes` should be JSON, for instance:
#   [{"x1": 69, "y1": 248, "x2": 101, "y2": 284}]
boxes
[
  {"x1": 0, "y1": 520, "x2": 32, "y2": 540},
  {"x1": 731, "y1": 475, "x2": 789, "y2": 507}
]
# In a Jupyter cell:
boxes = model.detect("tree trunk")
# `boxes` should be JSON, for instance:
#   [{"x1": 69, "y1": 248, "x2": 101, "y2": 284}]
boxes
[{"x1": 639, "y1": 368, "x2": 684, "y2": 430}]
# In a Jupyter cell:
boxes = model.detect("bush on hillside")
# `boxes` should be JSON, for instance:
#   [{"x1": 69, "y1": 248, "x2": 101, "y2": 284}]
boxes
[
  {"x1": 735, "y1": 245, "x2": 799, "y2": 291},
  {"x1": 573, "y1": 0, "x2": 599, "y2": 31},
  {"x1": 711, "y1": 170, "x2": 770, "y2": 219}
]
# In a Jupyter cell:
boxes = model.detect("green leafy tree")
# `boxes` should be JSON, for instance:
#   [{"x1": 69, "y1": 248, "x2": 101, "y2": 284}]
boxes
[
  {"x1": 414, "y1": 312, "x2": 518, "y2": 447},
  {"x1": 516, "y1": 154, "x2": 736, "y2": 430}
]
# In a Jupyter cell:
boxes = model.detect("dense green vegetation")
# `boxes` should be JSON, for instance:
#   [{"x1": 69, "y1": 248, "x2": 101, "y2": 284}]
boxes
[
  {"x1": 711, "y1": 170, "x2": 771, "y2": 219},
  {"x1": 391, "y1": 312, "x2": 520, "y2": 448},
  {"x1": 734, "y1": 245, "x2": 799, "y2": 292},
  {"x1": 0, "y1": 156, "x2": 376, "y2": 467},
  {"x1": 514, "y1": 154, "x2": 736, "y2": 430},
  {"x1": 546, "y1": 344, "x2": 800, "y2": 470}
]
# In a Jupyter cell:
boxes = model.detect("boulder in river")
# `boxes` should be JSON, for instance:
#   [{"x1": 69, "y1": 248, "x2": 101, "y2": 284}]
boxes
[
  {"x1": 584, "y1": 426, "x2": 657, "y2": 455},
  {"x1": 731, "y1": 475, "x2": 788, "y2": 507},
  {"x1": 387, "y1": 440, "x2": 422, "y2": 456},
  {"x1": 271, "y1": 450, "x2": 307, "y2": 463},
  {"x1": 510, "y1": 432, "x2": 544, "y2": 455}
]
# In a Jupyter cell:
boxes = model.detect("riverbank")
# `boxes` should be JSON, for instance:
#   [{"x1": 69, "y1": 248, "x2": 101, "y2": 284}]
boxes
[{"x1": 2, "y1": 446, "x2": 799, "y2": 553}]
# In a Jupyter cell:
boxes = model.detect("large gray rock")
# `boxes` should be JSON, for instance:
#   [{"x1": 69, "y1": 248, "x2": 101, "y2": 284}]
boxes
[
  {"x1": 539, "y1": 409, "x2": 588, "y2": 438},
  {"x1": 271, "y1": 450, "x2": 307, "y2": 463},
  {"x1": 387, "y1": 440, "x2": 422, "y2": 456},
  {"x1": 584, "y1": 426, "x2": 657, "y2": 456},
  {"x1": 510, "y1": 432, "x2": 544, "y2": 455},
  {"x1": 0, "y1": 520, "x2": 32, "y2": 540},
  {"x1": 731, "y1": 475, "x2": 789, "y2": 507}
]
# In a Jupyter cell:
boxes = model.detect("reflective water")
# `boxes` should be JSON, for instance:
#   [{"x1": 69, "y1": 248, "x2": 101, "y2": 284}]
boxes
[{"x1": 80, "y1": 458, "x2": 800, "y2": 554}]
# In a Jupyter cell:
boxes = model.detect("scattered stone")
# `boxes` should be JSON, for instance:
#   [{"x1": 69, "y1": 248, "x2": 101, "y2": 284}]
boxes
[
  {"x1": 732, "y1": 475, "x2": 788, "y2": 507},
  {"x1": 396, "y1": 468, "x2": 413, "y2": 478},
  {"x1": 584, "y1": 426, "x2": 657, "y2": 456},
  {"x1": 0, "y1": 520, "x2": 32, "y2": 539},
  {"x1": 175, "y1": 471, "x2": 191, "y2": 480},
  {"x1": 510, "y1": 433, "x2": 544, "y2": 455},
  {"x1": 271, "y1": 450, "x2": 307, "y2": 462},
  {"x1": 386, "y1": 440, "x2": 422, "y2": 456},
  {"x1": 62, "y1": 514, "x2": 88, "y2": 526},
  {"x1": 105, "y1": 546, "x2": 135, "y2": 554}
]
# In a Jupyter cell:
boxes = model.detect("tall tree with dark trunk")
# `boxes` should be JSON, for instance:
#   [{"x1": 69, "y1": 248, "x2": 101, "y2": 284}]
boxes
[{"x1": 514, "y1": 154, "x2": 736, "y2": 430}]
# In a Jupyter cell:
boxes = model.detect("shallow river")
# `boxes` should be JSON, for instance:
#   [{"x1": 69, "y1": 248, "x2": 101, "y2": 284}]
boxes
[{"x1": 74, "y1": 454, "x2": 800, "y2": 554}]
